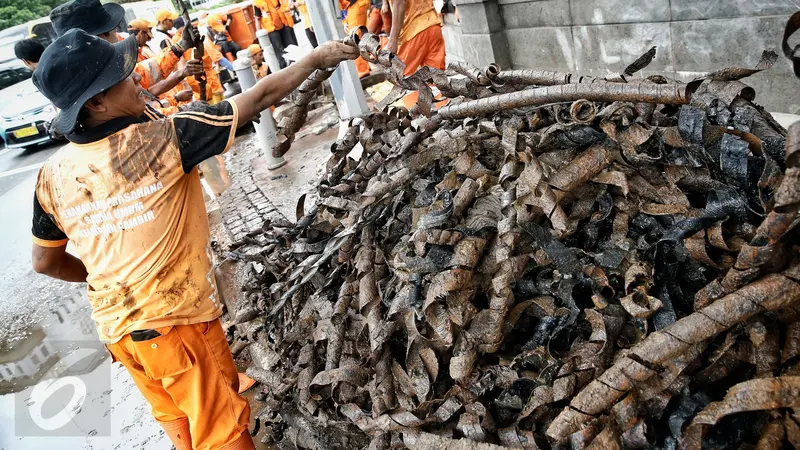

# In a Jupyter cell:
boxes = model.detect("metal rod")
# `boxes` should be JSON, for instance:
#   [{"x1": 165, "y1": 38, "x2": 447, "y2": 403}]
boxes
[
  {"x1": 256, "y1": 29, "x2": 283, "y2": 76},
  {"x1": 437, "y1": 81, "x2": 690, "y2": 120}
]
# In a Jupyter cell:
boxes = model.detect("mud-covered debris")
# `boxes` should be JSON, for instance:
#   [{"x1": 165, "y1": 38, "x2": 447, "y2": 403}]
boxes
[{"x1": 227, "y1": 31, "x2": 800, "y2": 449}]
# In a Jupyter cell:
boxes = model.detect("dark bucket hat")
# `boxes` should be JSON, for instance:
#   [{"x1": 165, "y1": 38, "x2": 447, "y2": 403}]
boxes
[
  {"x1": 33, "y1": 29, "x2": 138, "y2": 134},
  {"x1": 50, "y1": 0, "x2": 126, "y2": 37}
]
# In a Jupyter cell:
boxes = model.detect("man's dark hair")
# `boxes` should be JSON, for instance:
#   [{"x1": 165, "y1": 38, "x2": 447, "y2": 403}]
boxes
[{"x1": 14, "y1": 39, "x2": 45, "y2": 63}]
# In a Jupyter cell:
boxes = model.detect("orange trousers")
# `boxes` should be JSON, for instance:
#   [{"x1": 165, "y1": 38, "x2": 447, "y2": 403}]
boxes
[
  {"x1": 367, "y1": 6, "x2": 391, "y2": 34},
  {"x1": 355, "y1": 55, "x2": 371, "y2": 78},
  {"x1": 397, "y1": 24, "x2": 446, "y2": 77},
  {"x1": 107, "y1": 320, "x2": 253, "y2": 450}
]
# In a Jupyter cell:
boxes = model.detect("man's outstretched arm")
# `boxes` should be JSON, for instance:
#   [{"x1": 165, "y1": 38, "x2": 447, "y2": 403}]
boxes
[
  {"x1": 148, "y1": 59, "x2": 204, "y2": 97},
  {"x1": 233, "y1": 41, "x2": 359, "y2": 122},
  {"x1": 32, "y1": 244, "x2": 88, "y2": 282},
  {"x1": 387, "y1": 0, "x2": 404, "y2": 54}
]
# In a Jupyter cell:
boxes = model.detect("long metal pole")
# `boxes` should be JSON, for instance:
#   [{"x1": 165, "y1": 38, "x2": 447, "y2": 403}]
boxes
[
  {"x1": 305, "y1": 0, "x2": 369, "y2": 119},
  {"x1": 256, "y1": 29, "x2": 283, "y2": 76},
  {"x1": 233, "y1": 49, "x2": 287, "y2": 170}
]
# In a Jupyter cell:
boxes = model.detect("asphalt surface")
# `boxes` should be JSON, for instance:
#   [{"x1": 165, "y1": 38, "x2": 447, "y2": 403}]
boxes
[{"x1": 0, "y1": 140, "x2": 68, "y2": 344}]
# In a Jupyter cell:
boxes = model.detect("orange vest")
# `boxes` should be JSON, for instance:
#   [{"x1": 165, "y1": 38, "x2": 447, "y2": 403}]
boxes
[
  {"x1": 135, "y1": 46, "x2": 181, "y2": 91},
  {"x1": 254, "y1": 0, "x2": 288, "y2": 32},
  {"x1": 280, "y1": 0, "x2": 295, "y2": 27},
  {"x1": 138, "y1": 45, "x2": 157, "y2": 62}
]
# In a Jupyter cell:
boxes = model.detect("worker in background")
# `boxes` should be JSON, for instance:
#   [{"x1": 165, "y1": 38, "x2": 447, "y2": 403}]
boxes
[
  {"x1": 151, "y1": 9, "x2": 178, "y2": 51},
  {"x1": 171, "y1": 21, "x2": 226, "y2": 104},
  {"x1": 14, "y1": 39, "x2": 45, "y2": 70},
  {"x1": 50, "y1": 0, "x2": 203, "y2": 100},
  {"x1": 279, "y1": 0, "x2": 298, "y2": 46},
  {"x1": 367, "y1": 0, "x2": 391, "y2": 35},
  {"x1": 340, "y1": 0, "x2": 371, "y2": 78},
  {"x1": 128, "y1": 19, "x2": 156, "y2": 61},
  {"x1": 386, "y1": 0, "x2": 444, "y2": 76},
  {"x1": 174, "y1": 16, "x2": 235, "y2": 73},
  {"x1": 248, "y1": 44, "x2": 270, "y2": 79},
  {"x1": 253, "y1": 0, "x2": 293, "y2": 68},
  {"x1": 206, "y1": 13, "x2": 242, "y2": 62},
  {"x1": 31, "y1": 28, "x2": 358, "y2": 450},
  {"x1": 291, "y1": 0, "x2": 317, "y2": 48}
]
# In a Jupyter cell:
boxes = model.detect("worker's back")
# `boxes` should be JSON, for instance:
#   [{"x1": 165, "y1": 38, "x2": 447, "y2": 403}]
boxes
[{"x1": 34, "y1": 110, "x2": 229, "y2": 342}]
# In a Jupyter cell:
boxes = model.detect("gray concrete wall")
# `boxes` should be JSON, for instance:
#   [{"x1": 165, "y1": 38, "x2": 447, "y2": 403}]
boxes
[{"x1": 448, "y1": 0, "x2": 800, "y2": 113}]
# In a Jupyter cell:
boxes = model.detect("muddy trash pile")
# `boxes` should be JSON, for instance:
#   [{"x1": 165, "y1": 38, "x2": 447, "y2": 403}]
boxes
[{"x1": 226, "y1": 33, "x2": 800, "y2": 449}]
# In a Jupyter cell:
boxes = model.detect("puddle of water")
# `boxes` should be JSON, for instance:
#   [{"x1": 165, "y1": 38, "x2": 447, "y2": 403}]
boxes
[
  {"x1": 0, "y1": 287, "x2": 99, "y2": 396},
  {"x1": 0, "y1": 286, "x2": 169, "y2": 449}
]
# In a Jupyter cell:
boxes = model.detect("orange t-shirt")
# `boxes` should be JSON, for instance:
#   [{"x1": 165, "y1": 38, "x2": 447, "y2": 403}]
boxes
[
  {"x1": 32, "y1": 101, "x2": 240, "y2": 343},
  {"x1": 391, "y1": 0, "x2": 440, "y2": 44}
]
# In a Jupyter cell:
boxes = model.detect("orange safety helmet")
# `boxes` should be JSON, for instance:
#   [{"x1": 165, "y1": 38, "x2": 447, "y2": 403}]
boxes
[
  {"x1": 128, "y1": 18, "x2": 154, "y2": 31},
  {"x1": 206, "y1": 13, "x2": 226, "y2": 32},
  {"x1": 154, "y1": 9, "x2": 179, "y2": 23}
]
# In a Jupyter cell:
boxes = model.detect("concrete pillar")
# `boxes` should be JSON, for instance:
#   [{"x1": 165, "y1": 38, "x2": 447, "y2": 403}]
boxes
[
  {"x1": 255, "y1": 29, "x2": 283, "y2": 75},
  {"x1": 234, "y1": 50, "x2": 287, "y2": 170},
  {"x1": 451, "y1": 0, "x2": 510, "y2": 68},
  {"x1": 305, "y1": 0, "x2": 369, "y2": 119}
]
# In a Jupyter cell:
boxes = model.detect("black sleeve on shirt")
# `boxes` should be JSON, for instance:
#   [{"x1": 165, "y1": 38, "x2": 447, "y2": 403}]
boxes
[
  {"x1": 32, "y1": 193, "x2": 67, "y2": 243},
  {"x1": 254, "y1": 7, "x2": 262, "y2": 17},
  {"x1": 173, "y1": 100, "x2": 238, "y2": 173}
]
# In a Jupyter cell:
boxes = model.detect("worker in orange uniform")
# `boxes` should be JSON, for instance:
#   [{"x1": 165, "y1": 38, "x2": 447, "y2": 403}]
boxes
[
  {"x1": 31, "y1": 27, "x2": 358, "y2": 450},
  {"x1": 129, "y1": 18, "x2": 196, "y2": 114},
  {"x1": 50, "y1": 0, "x2": 202, "y2": 98},
  {"x1": 254, "y1": 0, "x2": 294, "y2": 68},
  {"x1": 128, "y1": 19, "x2": 156, "y2": 61},
  {"x1": 248, "y1": 44, "x2": 270, "y2": 79},
  {"x1": 340, "y1": 0, "x2": 371, "y2": 78},
  {"x1": 152, "y1": 9, "x2": 178, "y2": 50},
  {"x1": 206, "y1": 13, "x2": 242, "y2": 62},
  {"x1": 279, "y1": 0, "x2": 299, "y2": 46},
  {"x1": 386, "y1": 0, "x2": 444, "y2": 76},
  {"x1": 367, "y1": 0, "x2": 391, "y2": 35},
  {"x1": 291, "y1": 0, "x2": 318, "y2": 47},
  {"x1": 171, "y1": 24, "x2": 226, "y2": 104}
]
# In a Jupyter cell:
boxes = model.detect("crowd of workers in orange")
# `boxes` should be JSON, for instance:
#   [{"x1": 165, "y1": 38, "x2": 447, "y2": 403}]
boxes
[
  {"x1": 126, "y1": 0, "x2": 448, "y2": 111},
  {"x1": 16, "y1": 0, "x2": 448, "y2": 116}
]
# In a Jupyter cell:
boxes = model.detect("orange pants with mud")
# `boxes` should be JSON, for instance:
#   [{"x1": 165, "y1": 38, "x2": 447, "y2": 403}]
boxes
[
  {"x1": 397, "y1": 24, "x2": 446, "y2": 76},
  {"x1": 107, "y1": 320, "x2": 253, "y2": 450},
  {"x1": 396, "y1": 24, "x2": 447, "y2": 109}
]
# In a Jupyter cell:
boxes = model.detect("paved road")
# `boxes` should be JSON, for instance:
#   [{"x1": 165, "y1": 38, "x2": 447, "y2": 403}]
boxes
[
  {"x1": 0, "y1": 141, "x2": 66, "y2": 343},
  {"x1": 0, "y1": 142, "x2": 170, "y2": 449}
]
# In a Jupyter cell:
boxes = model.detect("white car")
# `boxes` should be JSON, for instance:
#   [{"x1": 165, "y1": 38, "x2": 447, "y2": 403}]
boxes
[{"x1": 0, "y1": 63, "x2": 58, "y2": 149}]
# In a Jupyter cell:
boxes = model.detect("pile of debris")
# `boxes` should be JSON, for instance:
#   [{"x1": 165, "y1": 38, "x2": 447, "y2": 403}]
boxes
[{"x1": 226, "y1": 32, "x2": 800, "y2": 449}]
